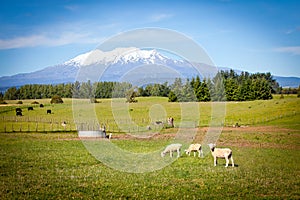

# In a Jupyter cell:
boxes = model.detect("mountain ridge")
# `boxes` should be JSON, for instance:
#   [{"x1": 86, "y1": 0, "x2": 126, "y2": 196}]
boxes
[{"x1": 0, "y1": 47, "x2": 299, "y2": 88}]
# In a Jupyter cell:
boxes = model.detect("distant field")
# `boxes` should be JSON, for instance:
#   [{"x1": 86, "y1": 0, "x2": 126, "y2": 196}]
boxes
[
  {"x1": 0, "y1": 95, "x2": 299, "y2": 199},
  {"x1": 0, "y1": 94, "x2": 299, "y2": 133}
]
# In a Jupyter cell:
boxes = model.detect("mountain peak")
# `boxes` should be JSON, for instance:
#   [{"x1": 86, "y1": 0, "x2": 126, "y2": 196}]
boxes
[
  {"x1": 64, "y1": 47, "x2": 170, "y2": 66},
  {"x1": 1, "y1": 47, "x2": 299, "y2": 88},
  {"x1": 115, "y1": 48, "x2": 169, "y2": 64}
]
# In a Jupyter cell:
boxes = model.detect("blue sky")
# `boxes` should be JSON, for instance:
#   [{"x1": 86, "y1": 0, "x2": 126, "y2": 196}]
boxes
[{"x1": 0, "y1": 0, "x2": 299, "y2": 77}]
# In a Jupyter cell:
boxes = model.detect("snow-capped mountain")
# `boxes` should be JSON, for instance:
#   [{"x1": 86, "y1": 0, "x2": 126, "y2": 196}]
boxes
[
  {"x1": 0, "y1": 47, "x2": 195, "y2": 87},
  {"x1": 63, "y1": 47, "x2": 174, "y2": 67},
  {"x1": 0, "y1": 47, "x2": 299, "y2": 88},
  {"x1": 70, "y1": 47, "x2": 202, "y2": 84}
]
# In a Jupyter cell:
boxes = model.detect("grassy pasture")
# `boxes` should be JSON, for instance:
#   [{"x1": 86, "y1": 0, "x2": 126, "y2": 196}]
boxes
[
  {"x1": 0, "y1": 95, "x2": 299, "y2": 199},
  {"x1": 0, "y1": 127, "x2": 299, "y2": 199},
  {"x1": 0, "y1": 95, "x2": 299, "y2": 133}
]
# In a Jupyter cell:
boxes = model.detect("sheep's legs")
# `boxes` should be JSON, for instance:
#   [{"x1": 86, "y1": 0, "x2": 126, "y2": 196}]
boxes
[
  {"x1": 170, "y1": 151, "x2": 172, "y2": 158},
  {"x1": 177, "y1": 149, "x2": 180, "y2": 158},
  {"x1": 225, "y1": 157, "x2": 229, "y2": 167},
  {"x1": 214, "y1": 157, "x2": 217, "y2": 166},
  {"x1": 231, "y1": 156, "x2": 234, "y2": 167},
  {"x1": 200, "y1": 150, "x2": 203, "y2": 157}
]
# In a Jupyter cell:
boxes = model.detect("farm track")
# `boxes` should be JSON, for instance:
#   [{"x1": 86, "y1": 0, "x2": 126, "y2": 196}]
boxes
[{"x1": 57, "y1": 126, "x2": 300, "y2": 150}]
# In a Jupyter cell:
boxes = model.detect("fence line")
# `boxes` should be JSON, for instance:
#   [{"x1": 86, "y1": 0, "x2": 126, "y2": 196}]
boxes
[{"x1": 0, "y1": 111, "x2": 298, "y2": 133}]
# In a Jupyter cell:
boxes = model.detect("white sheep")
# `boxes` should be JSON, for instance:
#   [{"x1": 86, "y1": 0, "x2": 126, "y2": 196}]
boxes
[
  {"x1": 208, "y1": 143, "x2": 234, "y2": 167},
  {"x1": 161, "y1": 143, "x2": 182, "y2": 158},
  {"x1": 61, "y1": 121, "x2": 67, "y2": 127},
  {"x1": 185, "y1": 143, "x2": 203, "y2": 157}
]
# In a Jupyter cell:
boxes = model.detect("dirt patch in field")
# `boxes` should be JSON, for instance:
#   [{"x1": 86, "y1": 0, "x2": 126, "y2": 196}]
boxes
[
  {"x1": 221, "y1": 125, "x2": 297, "y2": 133},
  {"x1": 58, "y1": 126, "x2": 299, "y2": 150}
]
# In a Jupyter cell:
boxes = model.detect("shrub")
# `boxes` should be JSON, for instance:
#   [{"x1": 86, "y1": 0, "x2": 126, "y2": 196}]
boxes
[
  {"x1": 50, "y1": 95, "x2": 63, "y2": 104},
  {"x1": 0, "y1": 99, "x2": 7, "y2": 104},
  {"x1": 17, "y1": 100, "x2": 23, "y2": 104},
  {"x1": 125, "y1": 88, "x2": 138, "y2": 103},
  {"x1": 31, "y1": 101, "x2": 39, "y2": 104},
  {"x1": 90, "y1": 98, "x2": 100, "y2": 103},
  {"x1": 280, "y1": 94, "x2": 284, "y2": 99}
]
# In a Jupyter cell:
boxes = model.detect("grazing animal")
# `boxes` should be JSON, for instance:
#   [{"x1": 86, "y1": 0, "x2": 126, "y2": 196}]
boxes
[
  {"x1": 40, "y1": 104, "x2": 44, "y2": 108},
  {"x1": 167, "y1": 117, "x2": 174, "y2": 127},
  {"x1": 61, "y1": 121, "x2": 67, "y2": 127},
  {"x1": 16, "y1": 111, "x2": 22, "y2": 116},
  {"x1": 47, "y1": 109, "x2": 51, "y2": 114},
  {"x1": 208, "y1": 143, "x2": 234, "y2": 167},
  {"x1": 105, "y1": 133, "x2": 112, "y2": 139},
  {"x1": 161, "y1": 143, "x2": 182, "y2": 158},
  {"x1": 16, "y1": 108, "x2": 22, "y2": 112},
  {"x1": 28, "y1": 107, "x2": 33, "y2": 111},
  {"x1": 155, "y1": 121, "x2": 163, "y2": 125},
  {"x1": 185, "y1": 143, "x2": 203, "y2": 157}
]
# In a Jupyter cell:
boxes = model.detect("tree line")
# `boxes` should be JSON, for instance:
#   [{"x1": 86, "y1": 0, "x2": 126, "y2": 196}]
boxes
[
  {"x1": 2, "y1": 81, "x2": 133, "y2": 100},
  {"x1": 1, "y1": 70, "x2": 289, "y2": 102},
  {"x1": 138, "y1": 70, "x2": 281, "y2": 102}
]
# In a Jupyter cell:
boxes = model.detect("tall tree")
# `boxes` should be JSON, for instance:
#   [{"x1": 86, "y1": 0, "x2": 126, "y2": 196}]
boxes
[{"x1": 4, "y1": 87, "x2": 18, "y2": 100}]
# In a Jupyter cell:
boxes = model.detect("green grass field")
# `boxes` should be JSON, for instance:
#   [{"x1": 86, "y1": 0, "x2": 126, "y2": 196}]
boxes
[
  {"x1": 1, "y1": 95, "x2": 299, "y2": 132},
  {"x1": 0, "y1": 95, "x2": 299, "y2": 199}
]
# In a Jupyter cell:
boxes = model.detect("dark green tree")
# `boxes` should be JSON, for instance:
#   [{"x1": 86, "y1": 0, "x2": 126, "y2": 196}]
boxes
[
  {"x1": 181, "y1": 79, "x2": 197, "y2": 102},
  {"x1": 168, "y1": 91, "x2": 177, "y2": 102},
  {"x1": 50, "y1": 95, "x2": 64, "y2": 104},
  {"x1": 211, "y1": 72, "x2": 226, "y2": 101},
  {"x1": 125, "y1": 87, "x2": 138, "y2": 103},
  {"x1": 224, "y1": 78, "x2": 239, "y2": 101},
  {"x1": 4, "y1": 87, "x2": 18, "y2": 100},
  {"x1": 197, "y1": 79, "x2": 211, "y2": 101}
]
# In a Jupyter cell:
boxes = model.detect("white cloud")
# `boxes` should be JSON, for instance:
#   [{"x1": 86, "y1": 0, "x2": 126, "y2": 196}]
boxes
[
  {"x1": 0, "y1": 19, "x2": 119, "y2": 49},
  {"x1": 274, "y1": 46, "x2": 300, "y2": 55},
  {"x1": 0, "y1": 32, "x2": 105, "y2": 49},
  {"x1": 284, "y1": 27, "x2": 300, "y2": 35},
  {"x1": 150, "y1": 13, "x2": 173, "y2": 22},
  {"x1": 64, "y1": 4, "x2": 80, "y2": 12}
]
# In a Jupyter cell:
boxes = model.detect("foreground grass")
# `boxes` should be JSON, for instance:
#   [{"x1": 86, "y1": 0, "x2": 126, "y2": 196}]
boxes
[
  {"x1": 0, "y1": 129, "x2": 299, "y2": 199},
  {"x1": 0, "y1": 95, "x2": 299, "y2": 198}
]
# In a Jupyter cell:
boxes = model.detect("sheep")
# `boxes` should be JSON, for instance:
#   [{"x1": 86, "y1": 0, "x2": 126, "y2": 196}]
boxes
[
  {"x1": 185, "y1": 143, "x2": 203, "y2": 157},
  {"x1": 167, "y1": 117, "x2": 174, "y2": 127},
  {"x1": 161, "y1": 143, "x2": 182, "y2": 158},
  {"x1": 61, "y1": 121, "x2": 67, "y2": 127},
  {"x1": 155, "y1": 121, "x2": 163, "y2": 125},
  {"x1": 208, "y1": 143, "x2": 234, "y2": 167},
  {"x1": 105, "y1": 133, "x2": 112, "y2": 139}
]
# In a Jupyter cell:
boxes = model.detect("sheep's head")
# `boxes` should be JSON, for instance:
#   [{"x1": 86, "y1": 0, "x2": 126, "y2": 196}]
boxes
[
  {"x1": 208, "y1": 143, "x2": 216, "y2": 151},
  {"x1": 161, "y1": 152, "x2": 166, "y2": 157}
]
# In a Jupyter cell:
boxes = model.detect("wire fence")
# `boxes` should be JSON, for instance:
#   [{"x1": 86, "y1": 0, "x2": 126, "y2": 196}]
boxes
[{"x1": 0, "y1": 111, "x2": 297, "y2": 133}]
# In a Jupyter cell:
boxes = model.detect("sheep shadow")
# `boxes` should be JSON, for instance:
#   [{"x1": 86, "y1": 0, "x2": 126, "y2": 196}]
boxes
[{"x1": 219, "y1": 163, "x2": 239, "y2": 167}]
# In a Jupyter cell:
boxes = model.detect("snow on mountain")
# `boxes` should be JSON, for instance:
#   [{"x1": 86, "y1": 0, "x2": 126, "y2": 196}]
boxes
[
  {"x1": 115, "y1": 49, "x2": 169, "y2": 64},
  {"x1": 64, "y1": 47, "x2": 172, "y2": 66},
  {"x1": 0, "y1": 47, "x2": 299, "y2": 88}
]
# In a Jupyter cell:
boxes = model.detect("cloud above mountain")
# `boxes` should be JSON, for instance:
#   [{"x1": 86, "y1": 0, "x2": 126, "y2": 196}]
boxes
[{"x1": 274, "y1": 46, "x2": 300, "y2": 56}]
